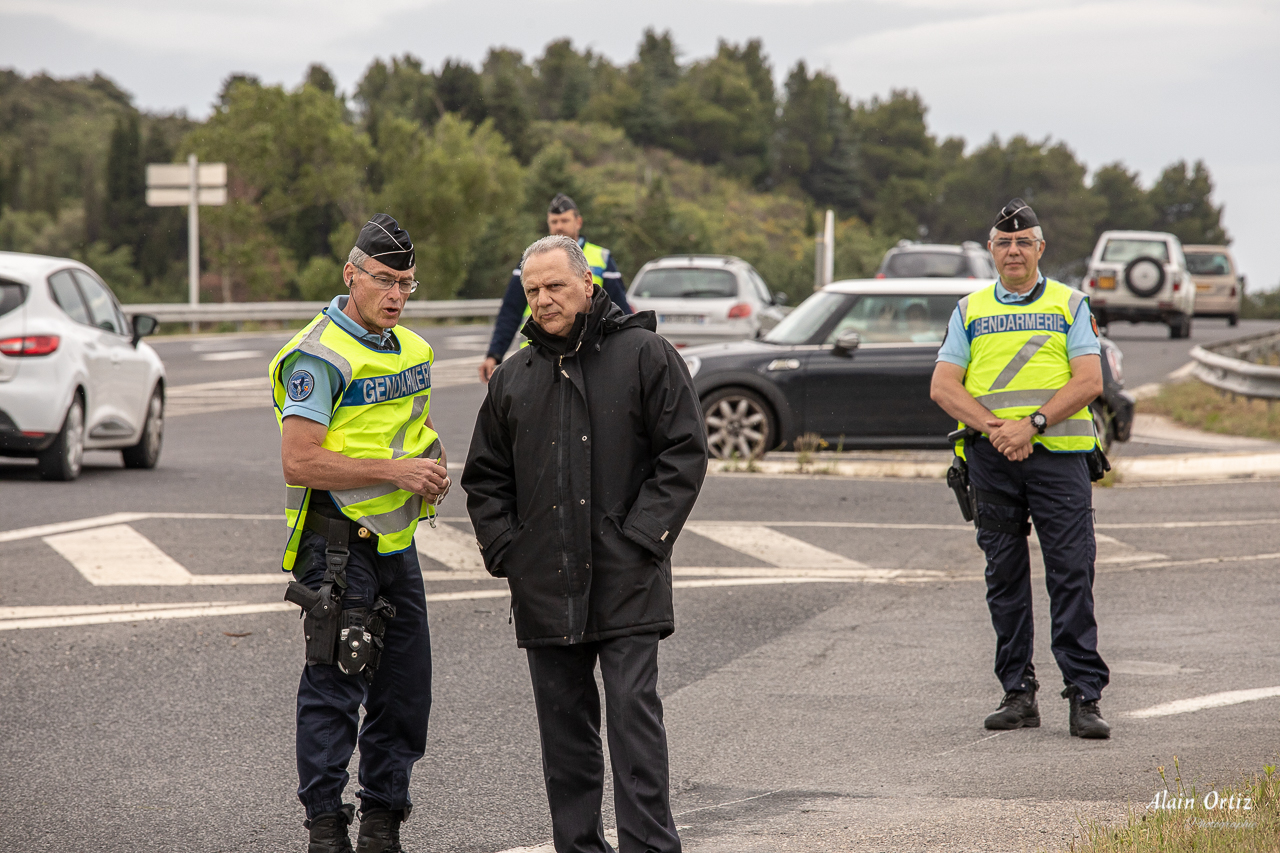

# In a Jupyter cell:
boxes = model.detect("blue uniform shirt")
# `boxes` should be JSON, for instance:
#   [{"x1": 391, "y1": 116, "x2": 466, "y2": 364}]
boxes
[
  {"x1": 280, "y1": 295, "x2": 399, "y2": 427},
  {"x1": 936, "y1": 275, "x2": 1100, "y2": 369},
  {"x1": 486, "y1": 236, "x2": 632, "y2": 361}
]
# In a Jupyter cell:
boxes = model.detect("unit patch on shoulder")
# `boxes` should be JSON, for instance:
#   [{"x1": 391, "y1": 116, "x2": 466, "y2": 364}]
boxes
[
  {"x1": 288, "y1": 369, "x2": 315, "y2": 402},
  {"x1": 1091, "y1": 314, "x2": 1100, "y2": 336}
]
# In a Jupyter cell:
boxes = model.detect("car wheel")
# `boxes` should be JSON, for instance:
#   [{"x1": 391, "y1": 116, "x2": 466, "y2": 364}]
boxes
[
  {"x1": 1124, "y1": 257, "x2": 1165, "y2": 298},
  {"x1": 38, "y1": 396, "x2": 85, "y2": 481},
  {"x1": 1168, "y1": 313, "x2": 1192, "y2": 339},
  {"x1": 122, "y1": 387, "x2": 164, "y2": 469},
  {"x1": 1090, "y1": 404, "x2": 1112, "y2": 454},
  {"x1": 701, "y1": 387, "x2": 776, "y2": 460},
  {"x1": 1228, "y1": 314, "x2": 1239, "y2": 327}
]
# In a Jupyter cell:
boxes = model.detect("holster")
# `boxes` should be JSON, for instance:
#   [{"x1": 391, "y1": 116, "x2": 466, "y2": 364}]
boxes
[
  {"x1": 946, "y1": 456, "x2": 975, "y2": 523},
  {"x1": 946, "y1": 428, "x2": 1031, "y2": 538},
  {"x1": 284, "y1": 511, "x2": 355, "y2": 667},
  {"x1": 1086, "y1": 444, "x2": 1111, "y2": 482}
]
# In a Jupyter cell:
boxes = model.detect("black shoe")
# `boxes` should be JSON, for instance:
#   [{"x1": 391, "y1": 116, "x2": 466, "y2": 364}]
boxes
[
  {"x1": 356, "y1": 808, "x2": 406, "y2": 853},
  {"x1": 305, "y1": 804, "x2": 355, "y2": 853},
  {"x1": 984, "y1": 685, "x2": 1040, "y2": 730},
  {"x1": 1063, "y1": 685, "x2": 1111, "y2": 739}
]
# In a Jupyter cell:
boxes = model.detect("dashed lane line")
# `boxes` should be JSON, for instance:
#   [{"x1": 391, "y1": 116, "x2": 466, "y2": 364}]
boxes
[
  {"x1": 684, "y1": 523, "x2": 869, "y2": 569},
  {"x1": 43, "y1": 524, "x2": 283, "y2": 585},
  {"x1": 0, "y1": 512, "x2": 279, "y2": 544},
  {"x1": 1128, "y1": 686, "x2": 1280, "y2": 718}
]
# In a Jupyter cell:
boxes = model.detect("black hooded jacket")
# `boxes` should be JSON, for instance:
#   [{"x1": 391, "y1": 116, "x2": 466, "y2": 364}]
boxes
[{"x1": 462, "y1": 287, "x2": 708, "y2": 647}]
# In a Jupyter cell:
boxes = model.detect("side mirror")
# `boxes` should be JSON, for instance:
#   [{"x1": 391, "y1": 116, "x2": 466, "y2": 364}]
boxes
[
  {"x1": 832, "y1": 330, "x2": 861, "y2": 357},
  {"x1": 772, "y1": 291, "x2": 788, "y2": 306},
  {"x1": 131, "y1": 314, "x2": 158, "y2": 347}
]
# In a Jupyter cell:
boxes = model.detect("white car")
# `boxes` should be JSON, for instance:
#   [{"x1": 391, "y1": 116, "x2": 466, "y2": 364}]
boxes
[
  {"x1": 627, "y1": 254, "x2": 788, "y2": 347},
  {"x1": 0, "y1": 252, "x2": 164, "y2": 480},
  {"x1": 1082, "y1": 230, "x2": 1197, "y2": 338}
]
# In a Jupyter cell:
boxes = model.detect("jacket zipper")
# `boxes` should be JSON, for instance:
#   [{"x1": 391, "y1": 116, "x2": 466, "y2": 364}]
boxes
[{"x1": 556, "y1": 352, "x2": 575, "y2": 637}]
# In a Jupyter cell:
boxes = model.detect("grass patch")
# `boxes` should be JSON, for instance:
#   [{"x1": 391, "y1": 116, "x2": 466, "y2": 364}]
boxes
[
  {"x1": 1068, "y1": 760, "x2": 1280, "y2": 852},
  {"x1": 1137, "y1": 380, "x2": 1280, "y2": 441}
]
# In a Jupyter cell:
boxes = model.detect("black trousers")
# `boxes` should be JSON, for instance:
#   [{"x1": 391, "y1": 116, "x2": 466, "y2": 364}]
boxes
[
  {"x1": 968, "y1": 440, "x2": 1109, "y2": 701},
  {"x1": 526, "y1": 633, "x2": 680, "y2": 853},
  {"x1": 294, "y1": 528, "x2": 432, "y2": 819}
]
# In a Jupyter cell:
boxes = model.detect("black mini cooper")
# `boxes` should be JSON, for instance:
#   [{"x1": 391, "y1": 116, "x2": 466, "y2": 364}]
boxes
[{"x1": 681, "y1": 279, "x2": 1134, "y2": 458}]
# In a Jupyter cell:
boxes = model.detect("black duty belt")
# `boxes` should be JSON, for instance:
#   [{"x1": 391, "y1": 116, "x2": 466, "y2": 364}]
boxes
[{"x1": 304, "y1": 509, "x2": 377, "y2": 545}]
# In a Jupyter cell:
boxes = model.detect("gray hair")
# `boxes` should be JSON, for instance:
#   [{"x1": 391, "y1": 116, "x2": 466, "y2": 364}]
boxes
[
  {"x1": 989, "y1": 225, "x2": 1044, "y2": 242},
  {"x1": 348, "y1": 246, "x2": 371, "y2": 266},
  {"x1": 521, "y1": 235, "x2": 591, "y2": 280}
]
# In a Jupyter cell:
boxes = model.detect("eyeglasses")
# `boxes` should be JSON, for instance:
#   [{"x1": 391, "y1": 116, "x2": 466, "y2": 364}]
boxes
[
  {"x1": 353, "y1": 263, "x2": 418, "y2": 294},
  {"x1": 992, "y1": 238, "x2": 1041, "y2": 251}
]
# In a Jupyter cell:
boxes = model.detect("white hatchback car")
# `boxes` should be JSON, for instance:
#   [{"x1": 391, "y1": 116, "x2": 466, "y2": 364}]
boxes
[
  {"x1": 1082, "y1": 230, "x2": 1196, "y2": 339},
  {"x1": 626, "y1": 254, "x2": 788, "y2": 347},
  {"x1": 0, "y1": 252, "x2": 164, "y2": 480}
]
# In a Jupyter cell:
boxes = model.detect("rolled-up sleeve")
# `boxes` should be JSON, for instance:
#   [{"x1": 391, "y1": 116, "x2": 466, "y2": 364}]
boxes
[{"x1": 935, "y1": 305, "x2": 971, "y2": 368}]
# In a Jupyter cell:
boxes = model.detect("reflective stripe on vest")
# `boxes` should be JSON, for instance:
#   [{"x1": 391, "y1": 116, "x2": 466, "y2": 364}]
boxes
[
  {"x1": 518, "y1": 240, "x2": 611, "y2": 346},
  {"x1": 268, "y1": 310, "x2": 439, "y2": 572},
  {"x1": 958, "y1": 279, "x2": 1096, "y2": 454}
]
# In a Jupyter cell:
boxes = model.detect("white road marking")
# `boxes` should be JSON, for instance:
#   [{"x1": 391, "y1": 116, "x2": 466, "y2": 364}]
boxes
[
  {"x1": 684, "y1": 523, "x2": 867, "y2": 568},
  {"x1": 198, "y1": 349, "x2": 264, "y2": 362},
  {"x1": 0, "y1": 602, "x2": 212, "y2": 620},
  {"x1": 0, "y1": 601, "x2": 293, "y2": 631},
  {"x1": 0, "y1": 512, "x2": 280, "y2": 544},
  {"x1": 673, "y1": 566, "x2": 945, "y2": 580},
  {"x1": 418, "y1": 523, "x2": 485, "y2": 572},
  {"x1": 166, "y1": 376, "x2": 271, "y2": 417},
  {"x1": 1127, "y1": 686, "x2": 1280, "y2": 718},
  {"x1": 43, "y1": 524, "x2": 284, "y2": 586}
]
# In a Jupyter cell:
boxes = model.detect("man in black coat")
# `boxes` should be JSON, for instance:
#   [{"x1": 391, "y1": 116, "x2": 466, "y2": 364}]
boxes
[{"x1": 462, "y1": 234, "x2": 708, "y2": 853}]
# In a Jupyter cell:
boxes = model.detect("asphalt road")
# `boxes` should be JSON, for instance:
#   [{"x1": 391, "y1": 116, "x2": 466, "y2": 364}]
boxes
[{"x1": 3, "y1": 321, "x2": 1280, "y2": 852}]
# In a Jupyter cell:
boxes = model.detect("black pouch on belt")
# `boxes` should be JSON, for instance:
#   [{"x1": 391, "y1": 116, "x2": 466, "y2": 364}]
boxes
[{"x1": 1086, "y1": 444, "x2": 1111, "y2": 482}]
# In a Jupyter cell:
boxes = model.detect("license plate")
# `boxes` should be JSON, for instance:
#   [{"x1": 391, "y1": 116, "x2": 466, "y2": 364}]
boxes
[
  {"x1": 660, "y1": 314, "x2": 706, "y2": 325},
  {"x1": 1196, "y1": 283, "x2": 1212, "y2": 292},
  {"x1": 1098, "y1": 275, "x2": 1116, "y2": 290}
]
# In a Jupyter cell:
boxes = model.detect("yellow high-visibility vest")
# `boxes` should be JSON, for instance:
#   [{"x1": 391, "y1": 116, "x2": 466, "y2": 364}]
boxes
[
  {"x1": 957, "y1": 279, "x2": 1097, "y2": 455},
  {"x1": 269, "y1": 308, "x2": 439, "y2": 572}
]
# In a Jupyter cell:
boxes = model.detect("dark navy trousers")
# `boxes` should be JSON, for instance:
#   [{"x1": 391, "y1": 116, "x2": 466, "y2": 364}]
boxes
[
  {"x1": 968, "y1": 440, "x2": 1109, "y2": 701},
  {"x1": 526, "y1": 633, "x2": 680, "y2": 853},
  {"x1": 294, "y1": 528, "x2": 432, "y2": 819}
]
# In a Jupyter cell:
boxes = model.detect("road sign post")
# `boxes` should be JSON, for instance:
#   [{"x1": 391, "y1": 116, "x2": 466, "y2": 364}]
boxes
[
  {"x1": 814, "y1": 209, "x2": 835, "y2": 291},
  {"x1": 146, "y1": 156, "x2": 227, "y2": 331}
]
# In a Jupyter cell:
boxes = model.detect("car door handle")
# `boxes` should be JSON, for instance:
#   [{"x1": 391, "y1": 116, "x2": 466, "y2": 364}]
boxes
[{"x1": 767, "y1": 358, "x2": 801, "y2": 371}]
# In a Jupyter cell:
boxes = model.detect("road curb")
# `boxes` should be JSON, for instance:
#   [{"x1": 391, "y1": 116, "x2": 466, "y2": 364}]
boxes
[{"x1": 708, "y1": 450, "x2": 1280, "y2": 484}]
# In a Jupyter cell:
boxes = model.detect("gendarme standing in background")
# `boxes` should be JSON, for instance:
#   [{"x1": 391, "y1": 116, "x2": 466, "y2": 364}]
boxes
[
  {"x1": 478, "y1": 193, "x2": 632, "y2": 383},
  {"x1": 463, "y1": 235, "x2": 708, "y2": 853},
  {"x1": 930, "y1": 199, "x2": 1111, "y2": 739},
  {"x1": 269, "y1": 214, "x2": 450, "y2": 852}
]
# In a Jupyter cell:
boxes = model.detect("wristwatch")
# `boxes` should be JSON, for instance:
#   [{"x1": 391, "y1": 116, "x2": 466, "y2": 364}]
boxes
[{"x1": 1029, "y1": 412, "x2": 1048, "y2": 434}]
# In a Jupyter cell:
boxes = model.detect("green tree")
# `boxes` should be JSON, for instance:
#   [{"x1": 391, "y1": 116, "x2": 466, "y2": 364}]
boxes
[
  {"x1": 103, "y1": 111, "x2": 145, "y2": 252},
  {"x1": 436, "y1": 60, "x2": 488, "y2": 126},
  {"x1": 534, "y1": 39, "x2": 596, "y2": 121},
  {"x1": 933, "y1": 135, "x2": 1102, "y2": 277},
  {"x1": 375, "y1": 113, "x2": 522, "y2": 299},
  {"x1": 850, "y1": 90, "x2": 935, "y2": 238},
  {"x1": 775, "y1": 62, "x2": 860, "y2": 210},
  {"x1": 184, "y1": 75, "x2": 372, "y2": 297},
  {"x1": 354, "y1": 55, "x2": 439, "y2": 137},
  {"x1": 481, "y1": 50, "x2": 536, "y2": 163},
  {"x1": 1091, "y1": 162, "x2": 1156, "y2": 233},
  {"x1": 663, "y1": 44, "x2": 773, "y2": 181},
  {"x1": 1148, "y1": 159, "x2": 1228, "y2": 245}
]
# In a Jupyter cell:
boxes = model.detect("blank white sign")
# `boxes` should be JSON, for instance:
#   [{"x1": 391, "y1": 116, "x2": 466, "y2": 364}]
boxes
[
  {"x1": 146, "y1": 162, "x2": 227, "y2": 188},
  {"x1": 146, "y1": 186, "x2": 228, "y2": 207}
]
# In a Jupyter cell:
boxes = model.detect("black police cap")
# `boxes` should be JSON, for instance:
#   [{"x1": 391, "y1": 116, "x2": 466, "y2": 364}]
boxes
[
  {"x1": 547, "y1": 193, "x2": 578, "y2": 215},
  {"x1": 355, "y1": 213, "x2": 415, "y2": 271},
  {"x1": 993, "y1": 198, "x2": 1040, "y2": 233}
]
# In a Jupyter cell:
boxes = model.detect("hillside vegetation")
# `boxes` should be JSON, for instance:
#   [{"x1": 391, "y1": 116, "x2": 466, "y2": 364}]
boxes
[{"x1": 0, "y1": 31, "x2": 1231, "y2": 305}]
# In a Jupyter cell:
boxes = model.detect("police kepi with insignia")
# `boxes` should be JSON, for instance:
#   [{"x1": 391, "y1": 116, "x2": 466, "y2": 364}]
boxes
[
  {"x1": 931, "y1": 199, "x2": 1111, "y2": 739},
  {"x1": 268, "y1": 213, "x2": 451, "y2": 851}
]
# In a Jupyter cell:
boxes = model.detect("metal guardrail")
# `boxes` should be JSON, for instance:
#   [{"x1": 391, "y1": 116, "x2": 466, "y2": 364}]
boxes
[
  {"x1": 123, "y1": 299, "x2": 502, "y2": 324},
  {"x1": 1189, "y1": 329, "x2": 1280, "y2": 400}
]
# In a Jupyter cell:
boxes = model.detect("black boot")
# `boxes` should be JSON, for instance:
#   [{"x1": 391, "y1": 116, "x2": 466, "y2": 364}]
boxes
[
  {"x1": 304, "y1": 804, "x2": 355, "y2": 853},
  {"x1": 356, "y1": 808, "x2": 407, "y2": 853},
  {"x1": 1063, "y1": 685, "x2": 1111, "y2": 739},
  {"x1": 984, "y1": 678, "x2": 1040, "y2": 730}
]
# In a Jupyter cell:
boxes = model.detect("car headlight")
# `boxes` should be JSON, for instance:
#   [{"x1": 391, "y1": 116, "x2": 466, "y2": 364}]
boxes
[{"x1": 683, "y1": 356, "x2": 701, "y2": 378}]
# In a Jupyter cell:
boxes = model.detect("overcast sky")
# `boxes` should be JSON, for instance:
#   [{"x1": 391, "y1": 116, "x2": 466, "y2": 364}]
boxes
[{"x1": 4, "y1": 0, "x2": 1277, "y2": 289}]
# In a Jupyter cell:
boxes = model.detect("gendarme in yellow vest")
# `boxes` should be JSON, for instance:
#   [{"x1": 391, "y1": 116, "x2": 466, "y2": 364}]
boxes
[
  {"x1": 269, "y1": 308, "x2": 440, "y2": 572},
  {"x1": 519, "y1": 239, "x2": 611, "y2": 339},
  {"x1": 958, "y1": 278, "x2": 1097, "y2": 455}
]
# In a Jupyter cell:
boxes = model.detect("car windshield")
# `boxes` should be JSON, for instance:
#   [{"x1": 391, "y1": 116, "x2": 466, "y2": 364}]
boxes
[
  {"x1": 764, "y1": 291, "x2": 848, "y2": 344},
  {"x1": 632, "y1": 268, "x2": 738, "y2": 299},
  {"x1": 1185, "y1": 252, "x2": 1232, "y2": 276},
  {"x1": 824, "y1": 294, "x2": 959, "y2": 344},
  {"x1": 1101, "y1": 239, "x2": 1169, "y2": 263},
  {"x1": 883, "y1": 251, "x2": 969, "y2": 278}
]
